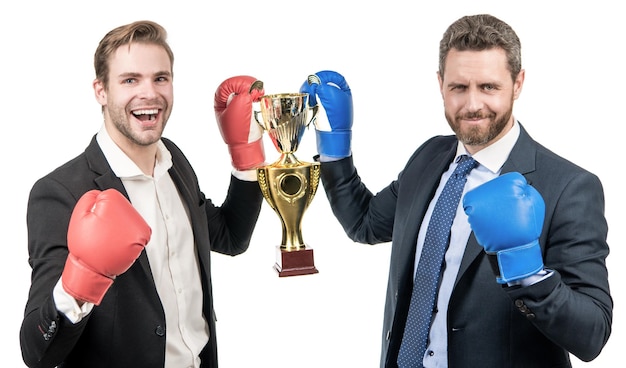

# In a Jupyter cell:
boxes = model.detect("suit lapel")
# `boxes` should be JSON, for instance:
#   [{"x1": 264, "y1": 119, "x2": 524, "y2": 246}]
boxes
[
  {"x1": 84, "y1": 136, "x2": 155, "y2": 280},
  {"x1": 166, "y1": 151, "x2": 211, "y2": 273},
  {"x1": 500, "y1": 124, "x2": 537, "y2": 177}
]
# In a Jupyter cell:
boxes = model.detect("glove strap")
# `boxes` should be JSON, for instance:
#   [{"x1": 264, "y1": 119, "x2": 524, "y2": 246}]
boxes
[
  {"x1": 228, "y1": 139, "x2": 266, "y2": 171},
  {"x1": 494, "y1": 240, "x2": 544, "y2": 284},
  {"x1": 316, "y1": 130, "x2": 351, "y2": 159},
  {"x1": 61, "y1": 255, "x2": 114, "y2": 305}
]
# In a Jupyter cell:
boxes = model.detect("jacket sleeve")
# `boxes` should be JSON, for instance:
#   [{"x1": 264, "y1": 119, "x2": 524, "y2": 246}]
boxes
[
  {"x1": 205, "y1": 175, "x2": 264, "y2": 255},
  {"x1": 506, "y1": 170, "x2": 612, "y2": 362},
  {"x1": 20, "y1": 176, "x2": 91, "y2": 368},
  {"x1": 319, "y1": 155, "x2": 395, "y2": 244}
]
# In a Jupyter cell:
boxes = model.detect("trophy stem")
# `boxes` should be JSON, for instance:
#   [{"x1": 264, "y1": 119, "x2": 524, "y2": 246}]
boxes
[{"x1": 273, "y1": 152, "x2": 301, "y2": 167}]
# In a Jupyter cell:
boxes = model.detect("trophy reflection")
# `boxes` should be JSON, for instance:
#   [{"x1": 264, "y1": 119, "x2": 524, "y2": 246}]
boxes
[{"x1": 255, "y1": 92, "x2": 320, "y2": 277}]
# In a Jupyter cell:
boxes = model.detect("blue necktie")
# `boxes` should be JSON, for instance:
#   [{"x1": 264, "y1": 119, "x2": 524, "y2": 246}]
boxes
[{"x1": 397, "y1": 155, "x2": 477, "y2": 368}]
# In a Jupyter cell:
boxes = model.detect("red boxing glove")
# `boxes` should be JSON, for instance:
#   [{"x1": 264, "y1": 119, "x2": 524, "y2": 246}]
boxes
[
  {"x1": 62, "y1": 189, "x2": 151, "y2": 305},
  {"x1": 214, "y1": 75, "x2": 266, "y2": 171}
]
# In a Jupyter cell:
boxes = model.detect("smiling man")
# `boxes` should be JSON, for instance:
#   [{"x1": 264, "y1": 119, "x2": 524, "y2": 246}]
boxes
[
  {"x1": 20, "y1": 20, "x2": 266, "y2": 368},
  {"x1": 301, "y1": 13, "x2": 612, "y2": 368},
  {"x1": 94, "y1": 41, "x2": 174, "y2": 174}
]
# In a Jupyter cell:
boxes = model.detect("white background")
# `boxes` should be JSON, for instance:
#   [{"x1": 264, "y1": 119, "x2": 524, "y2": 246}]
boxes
[{"x1": 1, "y1": 1, "x2": 622, "y2": 367}]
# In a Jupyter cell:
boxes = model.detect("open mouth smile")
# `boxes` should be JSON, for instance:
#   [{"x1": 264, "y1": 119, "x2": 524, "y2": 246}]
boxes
[{"x1": 132, "y1": 109, "x2": 159, "y2": 122}]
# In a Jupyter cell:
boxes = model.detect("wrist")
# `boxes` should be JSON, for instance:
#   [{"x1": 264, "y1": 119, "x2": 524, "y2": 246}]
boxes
[
  {"x1": 490, "y1": 240, "x2": 544, "y2": 284},
  {"x1": 316, "y1": 130, "x2": 351, "y2": 158},
  {"x1": 54, "y1": 278, "x2": 94, "y2": 323},
  {"x1": 62, "y1": 256, "x2": 113, "y2": 305},
  {"x1": 232, "y1": 168, "x2": 261, "y2": 181},
  {"x1": 507, "y1": 269, "x2": 552, "y2": 287},
  {"x1": 228, "y1": 139, "x2": 266, "y2": 171}
]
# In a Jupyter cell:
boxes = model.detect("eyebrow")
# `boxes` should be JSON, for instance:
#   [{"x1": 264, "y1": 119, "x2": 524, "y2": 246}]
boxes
[
  {"x1": 117, "y1": 70, "x2": 172, "y2": 79},
  {"x1": 447, "y1": 80, "x2": 502, "y2": 88}
]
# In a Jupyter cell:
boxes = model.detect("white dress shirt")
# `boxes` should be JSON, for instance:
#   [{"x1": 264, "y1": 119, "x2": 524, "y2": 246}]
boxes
[
  {"x1": 54, "y1": 125, "x2": 209, "y2": 368},
  {"x1": 418, "y1": 121, "x2": 519, "y2": 368}
]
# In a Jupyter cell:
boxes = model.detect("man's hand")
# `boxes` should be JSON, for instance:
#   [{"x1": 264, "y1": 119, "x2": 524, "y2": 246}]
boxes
[
  {"x1": 463, "y1": 172, "x2": 545, "y2": 284},
  {"x1": 214, "y1": 75, "x2": 266, "y2": 170},
  {"x1": 62, "y1": 189, "x2": 151, "y2": 305},
  {"x1": 299, "y1": 70, "x2": 353, "y2": 159}
]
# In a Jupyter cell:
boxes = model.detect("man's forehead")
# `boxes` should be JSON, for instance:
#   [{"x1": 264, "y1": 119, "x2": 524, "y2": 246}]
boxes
[
  {"x1": 108, "y1": 43, "x2": 172, "y2": 74},
  {"x1": 444, "y1": 49, "x2": 509, "y2": 79}
]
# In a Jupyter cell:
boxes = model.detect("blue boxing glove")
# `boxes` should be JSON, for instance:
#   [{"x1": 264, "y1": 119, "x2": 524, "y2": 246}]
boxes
[
  {"x1": 299, "y1": 70, "x2": 353, "y2": 160},
  {"x1": 462, "y1": 172, "x2": 545, "y2": 284}
]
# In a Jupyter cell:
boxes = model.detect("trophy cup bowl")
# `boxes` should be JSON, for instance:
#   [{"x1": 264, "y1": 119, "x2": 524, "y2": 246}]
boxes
[{"x1": 255, "y1": 93, "x2": 320, "y2": 277}]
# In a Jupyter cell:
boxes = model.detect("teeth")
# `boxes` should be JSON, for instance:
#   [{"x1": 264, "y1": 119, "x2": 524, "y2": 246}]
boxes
[{"x1": 133, "y1": 109, "x2": 158, "y2": 115}]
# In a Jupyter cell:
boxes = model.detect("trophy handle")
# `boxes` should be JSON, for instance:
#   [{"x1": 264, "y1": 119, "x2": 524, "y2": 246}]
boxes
[
  {"x1": 307, "y1": 104, "x2": 319, "y2": 128},
  {"x1": 250, "y1": 80, "x2": 264, "y2": 93},
  {"x1": 307, "y1": 164, "x2": 321, "y2": 207},
  {"x1": 257, "y1": 168, "x2": 276, "y2": 211},
  {"x1": 305, "y1": 74, "x2": 321, "y2": 129},
  {"x1": 251, "y1": 80, "x2": 265, "y2": 130},
  {"x1": 253, "y1": 110, "x2": 265, "y2": 130}
]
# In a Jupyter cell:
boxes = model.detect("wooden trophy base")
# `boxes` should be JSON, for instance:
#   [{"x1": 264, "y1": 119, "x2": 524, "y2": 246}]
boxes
[{"x1": 274, "y1": 245, "x2": 319, "y2": 277}]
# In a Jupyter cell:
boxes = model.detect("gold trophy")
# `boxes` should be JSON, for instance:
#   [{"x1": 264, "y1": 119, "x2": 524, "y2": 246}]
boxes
[{"x1": 255, "y1": 92, "x2": 320, "y2": 277}]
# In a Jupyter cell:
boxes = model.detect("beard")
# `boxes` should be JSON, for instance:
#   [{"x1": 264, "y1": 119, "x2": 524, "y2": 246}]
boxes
[
  {"x1": 446, "y1": 106, "x2": 512, "y2": 147},
  {"x1": 107, "y1": 100, "x2": 169, "y2": 147}
]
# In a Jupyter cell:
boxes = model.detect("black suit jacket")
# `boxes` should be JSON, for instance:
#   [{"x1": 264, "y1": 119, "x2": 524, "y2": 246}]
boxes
[
  {"x1": 320, "y1": 124, "x2": 612, "y2": 367},
  {"x1": 20, "y1": 136, "x2": 263, "y2": 368}
]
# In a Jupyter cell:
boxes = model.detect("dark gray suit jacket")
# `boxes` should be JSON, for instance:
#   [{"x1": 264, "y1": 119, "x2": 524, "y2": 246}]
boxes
[
  {"x1": 20, "y1": 136, "x2": 263, "y2": 368},
  {"x1": 320, "y1": 124, "x2": 612, "y2": 367}
]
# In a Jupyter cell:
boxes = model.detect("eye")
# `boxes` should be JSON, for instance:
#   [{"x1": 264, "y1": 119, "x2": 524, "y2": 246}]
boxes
[
  {"x1": 155, "y1": 74, "x2": 171, "y2": 83},
  {"x1": 482, "y1": 84, "x2": 496, "y2": 91},
  {"x1": 123, "y1": 78, "x2": 136, "y2": 84}
]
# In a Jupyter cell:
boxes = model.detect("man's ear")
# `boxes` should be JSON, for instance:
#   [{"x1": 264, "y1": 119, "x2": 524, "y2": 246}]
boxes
[
  {"x1": 437, "y1": 71, "x2": 444, "y2": 97},
  {"x1": 513, "y1": 69, "x2": 525, "y2": 100},
  {"x1": 93, "y1": 79, "x2": 107, "y2": 106}
]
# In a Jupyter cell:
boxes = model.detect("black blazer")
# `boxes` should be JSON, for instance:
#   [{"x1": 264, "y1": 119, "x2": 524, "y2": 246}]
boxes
[
  {"x1": 20, "y1": 136, "x2": 263, "y2": 368},
  {"x1": 320, "y1": 124, "x2": 612, "y2": 367}
]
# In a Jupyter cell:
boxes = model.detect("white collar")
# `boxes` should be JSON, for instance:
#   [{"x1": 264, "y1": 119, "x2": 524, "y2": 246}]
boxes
[
  {"x1": 95, "y1": 124, "x2": 173, "y2": 180},
  {"x1": 455, "y1": 120, "x2": 520, "y2": 174}
]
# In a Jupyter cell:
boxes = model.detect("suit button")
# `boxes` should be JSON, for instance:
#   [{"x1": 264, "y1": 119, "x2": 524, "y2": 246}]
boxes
[
  {"x1": 41, "y1": 320, "x2": 57, "y2": 341},
  {"x1": 155, "y1": 325, "x2": 165, "y2": 337},
  {"x1": 526, "y1": 313, "x2": 536, "y2": 321},
  {"x1": 515, "y1": 300, "x2": 528, "y2": 311}
]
